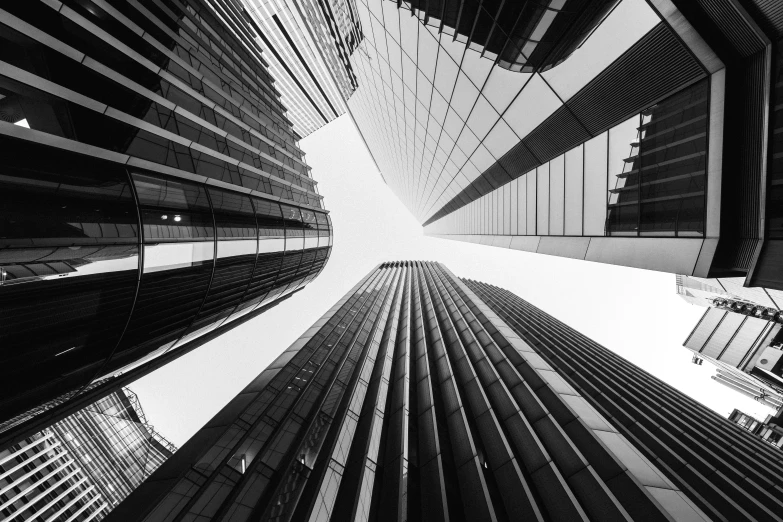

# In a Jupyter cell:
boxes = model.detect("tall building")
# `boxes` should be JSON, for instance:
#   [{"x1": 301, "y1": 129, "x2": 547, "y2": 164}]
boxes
[
  {"x1": 0, "y1": 388, "x2": 175, "y2": 521},
  {"x1": 107, "y1": 261, "x2": 783, "y2": 522},
  {"x1": 242, "y1": 0, "x2": 361, "y2": 136},
  {"x1": 0, "y1": 0, "x2": 332, "y2": 440},
  {"x1": 255, "y1": 0, "x2": 781, "y2": 290}
]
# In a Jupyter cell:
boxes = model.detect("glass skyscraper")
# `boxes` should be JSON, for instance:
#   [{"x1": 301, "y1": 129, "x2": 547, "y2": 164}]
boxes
[
  {"x1": 249, "y1": 0, "x2": 783, "y2": 291},
  {"x1": 0, "y1": 388, "x2": 175, "y2": 521},
  {"x1": 106, "y1": 261, "x2": 783, "y2": 522},
  {"x1": 242, "y1": 0, "x2": 362, "y2": 136},
  {"x1": 0, "y1": 1, "x2": 332, "y2": 440}
]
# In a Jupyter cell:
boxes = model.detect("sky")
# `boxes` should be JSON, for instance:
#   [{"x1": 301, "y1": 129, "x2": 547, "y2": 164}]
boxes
[{"x1": 132, "y1": 115, "x2": 773, "y2": 446}]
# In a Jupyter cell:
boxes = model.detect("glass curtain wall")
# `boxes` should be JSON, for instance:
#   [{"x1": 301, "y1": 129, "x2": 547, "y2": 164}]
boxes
[
  {"x1": 0, "y1": 0, "x2": 332, "y2": 426},
  {"x1": 426, "y1": 79, "x2": 709, "y2": 238}
]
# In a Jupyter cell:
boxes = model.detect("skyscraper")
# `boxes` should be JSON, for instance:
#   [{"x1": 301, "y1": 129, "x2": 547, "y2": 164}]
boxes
[
  {"x1": 242, "y1": 0, "x2": 362, "y2": 136},
  {"x1": 107, "y1": 261, "x2": 783, "y2": 522},
  {"x1": 256, "y1": 0, "x2": 782, "y2": 290},
  {"x1": 0, "y1": 1, "x2": 332, "y2": 439},
  {"x1": 0, "y1": 388, "x2": 175, "y2": 521}
]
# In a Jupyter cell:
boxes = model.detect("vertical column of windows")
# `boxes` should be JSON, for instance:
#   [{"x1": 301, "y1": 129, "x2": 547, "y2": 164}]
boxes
[
  {"x1": 416, "y1": 264, "x2": 497, "y2": 520},
  {"x1": 422, "y1": 263, "x2": 546, "y2": 520},
  {"x1": 287, "y1": 267, "x2": 403, "y2": 522},
  {"x1": 141, "y1": 267, "x2": 388, "y2": 522},
  {"x1": 329, "y1": 267, "x2": 409, "y2": 522},
  {"x1": 251, "y1": 267, "x2": 400, "y2": 522}
]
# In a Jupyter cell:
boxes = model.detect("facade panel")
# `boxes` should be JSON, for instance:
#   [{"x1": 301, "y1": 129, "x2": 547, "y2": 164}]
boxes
[{"x1": 107, "y1": 262, "x2": 783, "y2": 522}]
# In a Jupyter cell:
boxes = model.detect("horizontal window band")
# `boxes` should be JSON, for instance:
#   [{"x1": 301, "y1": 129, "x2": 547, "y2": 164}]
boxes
[
  {"x1": 0, "y1": 61, "x2": 321, "y2": 204},
  {"x1": 0, "y1": 7, "x2": 311, "y2": 177},
  {"x1": 0, "y1": 122, "x2": 328, "y2": 214},
  {"x1": 27, "y1": 3, "x2": 307, "y2": 165}
]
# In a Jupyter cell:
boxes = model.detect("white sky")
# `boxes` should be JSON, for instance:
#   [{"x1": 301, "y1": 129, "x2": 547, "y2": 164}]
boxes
[{"x1": 132, "y1": 115, "x2": 773, "y2": 446}]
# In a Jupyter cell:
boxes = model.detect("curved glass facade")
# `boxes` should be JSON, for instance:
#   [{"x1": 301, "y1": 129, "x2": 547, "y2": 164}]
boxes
[
  {"x1": 0, "y1": 0, "x2": 332, "y2": 428},
  {"x1": 0, "y1": 142, "x2": 331, "y2": 423}
]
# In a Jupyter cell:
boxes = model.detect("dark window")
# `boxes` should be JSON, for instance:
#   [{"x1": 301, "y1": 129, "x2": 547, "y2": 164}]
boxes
[{"x1": 0, "y1": 141, "x2": 139, "y2": 417}]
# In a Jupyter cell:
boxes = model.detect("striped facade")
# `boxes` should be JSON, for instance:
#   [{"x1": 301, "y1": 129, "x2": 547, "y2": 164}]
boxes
[
  {"x1": 0, "y1": 388, "x2": 175, "y2": 521},
  {"x1": 0, "y1": 0, "x2": 332, "y2": 438},
  {"x1": 107, "y1": 262, "x2": 782, "y2": 521},
  {"x1": 242, "y1": 0, "x2": 360, "y2": 136}
]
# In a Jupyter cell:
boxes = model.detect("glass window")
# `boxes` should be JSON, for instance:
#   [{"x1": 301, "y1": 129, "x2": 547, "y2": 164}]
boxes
[
  {"x1": 526, "y1": 171, "x2": 537, "y2": 235},
  {"x1": 510, "y1": 178, "x2": 519, "y2": 235},
  {"x1": 208, "y1": 188, "x2": 257, "y2": 259},
  {"x1": 281, "y1": 204, "x2": 304, "y2": 251},
  {"x1": 638, "y1": 81, "x2": 709, "y2": 237},
  {"x1": 607, "y1": 115, "x2": 641, "y2": 236},
  {"x1": 301, "y1": 209, "x2": 319, "y2": 250},
  {"x1": 0, "y1": 143, "x2": 139, "y2": 409},
  {"x1": 515, "y1": 177, "x2": 526, "y2": 235},
  {"x1": 583, "y1": 132, "x2": 608, "y2": 235},
  {"x1": 253, "y1": 198, "x2": 285, "y2": 254},
  {"x1": 565, "y1": 145, "x2": 584, "y2": 236},
  {"x1": 503, "y1": 182, "x2": 512, "y2": 235},
  {"x1": 550, "y1": 154, "x2": 565, "y2": 236},
  {"x1": 537, "y1": 164, "x2": 550, "y2": 236},
  {"x1": 133, "y1": 174, "x2": 214, "y2": 272},
  {"x1": 110, "y1": 173, "x2": 216, "y2": 372}
]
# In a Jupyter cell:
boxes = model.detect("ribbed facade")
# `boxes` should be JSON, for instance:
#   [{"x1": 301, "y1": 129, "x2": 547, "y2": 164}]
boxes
[
  {"x1": 108, "y1": 261, "x2": 783, "y2": 522},
  {"x1": 242, "y1": 0, "x2": 359, "y2": 136},
  {"x1": 0, "y1": 1, "x2": 331, "y2": 436},
  {"x1": 0, "y1": 388, "x2": 175, "y2": 521}
]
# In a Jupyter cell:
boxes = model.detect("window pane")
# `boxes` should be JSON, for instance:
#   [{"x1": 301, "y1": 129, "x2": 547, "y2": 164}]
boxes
[
  {"x1": 607, "y1": 115, "x2": 641, "y2": 236},
  {"x1": 638, "y1": 80, "x2": 709, "y2": 237},
  {"x1": 550, "y1": 154, "x2": 565, "y2": 236},
  {"x1": 584, "y1": 132, "x2": 608, "y2": 235},
  {"x1": 537, "y1": 163, "x2": 550, "y2": 236},
  {"x1": 565, "y1": 145, "x2": 584, "y2": 235},
  {"x1": 0, "y1": 144, "x2": 139, "y2": 409},
  {"x1": 526, "y1": 171, "x2": 536, "y2": 235}
]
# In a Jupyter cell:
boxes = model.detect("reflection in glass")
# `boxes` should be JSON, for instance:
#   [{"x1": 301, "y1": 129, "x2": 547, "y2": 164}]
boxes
[
  {"x1": 106, "y1": 173, "x2": 215, "y2": 375},
  {"x1": 176, "y1": 188, "x2": 260, "y2": 346},
  {"x1": 607, "y1": 80, "x2": 708, "y2": 237},
  {"x1": 0, "y1": 142, "x2": 139, "y2": 416}
]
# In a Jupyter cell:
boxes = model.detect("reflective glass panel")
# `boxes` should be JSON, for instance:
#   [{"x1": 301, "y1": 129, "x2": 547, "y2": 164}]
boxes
[{"x1": 0, "y1": 143, "x2": 139, "y2": 415}]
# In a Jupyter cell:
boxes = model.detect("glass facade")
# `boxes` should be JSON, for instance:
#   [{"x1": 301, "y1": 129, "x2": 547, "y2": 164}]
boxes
[
  {"x1": 106, "y1": 261, "x2": 783, "y2": 522},
  {"x1": 334, "y1": 0, "x2": 728, "y2": 276},
  {"x1": 429, "y1": 79, "x2": 710, "y2": 239},
  {"x1": 243, "y1": 0, "x2": 359, "y2": 136},
  {"x1": 0, "y1": 388, "x2": 175, "y2": 521},
  {"x1": 0, "y1": 1, "x2": 332, "y2": 430}
]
